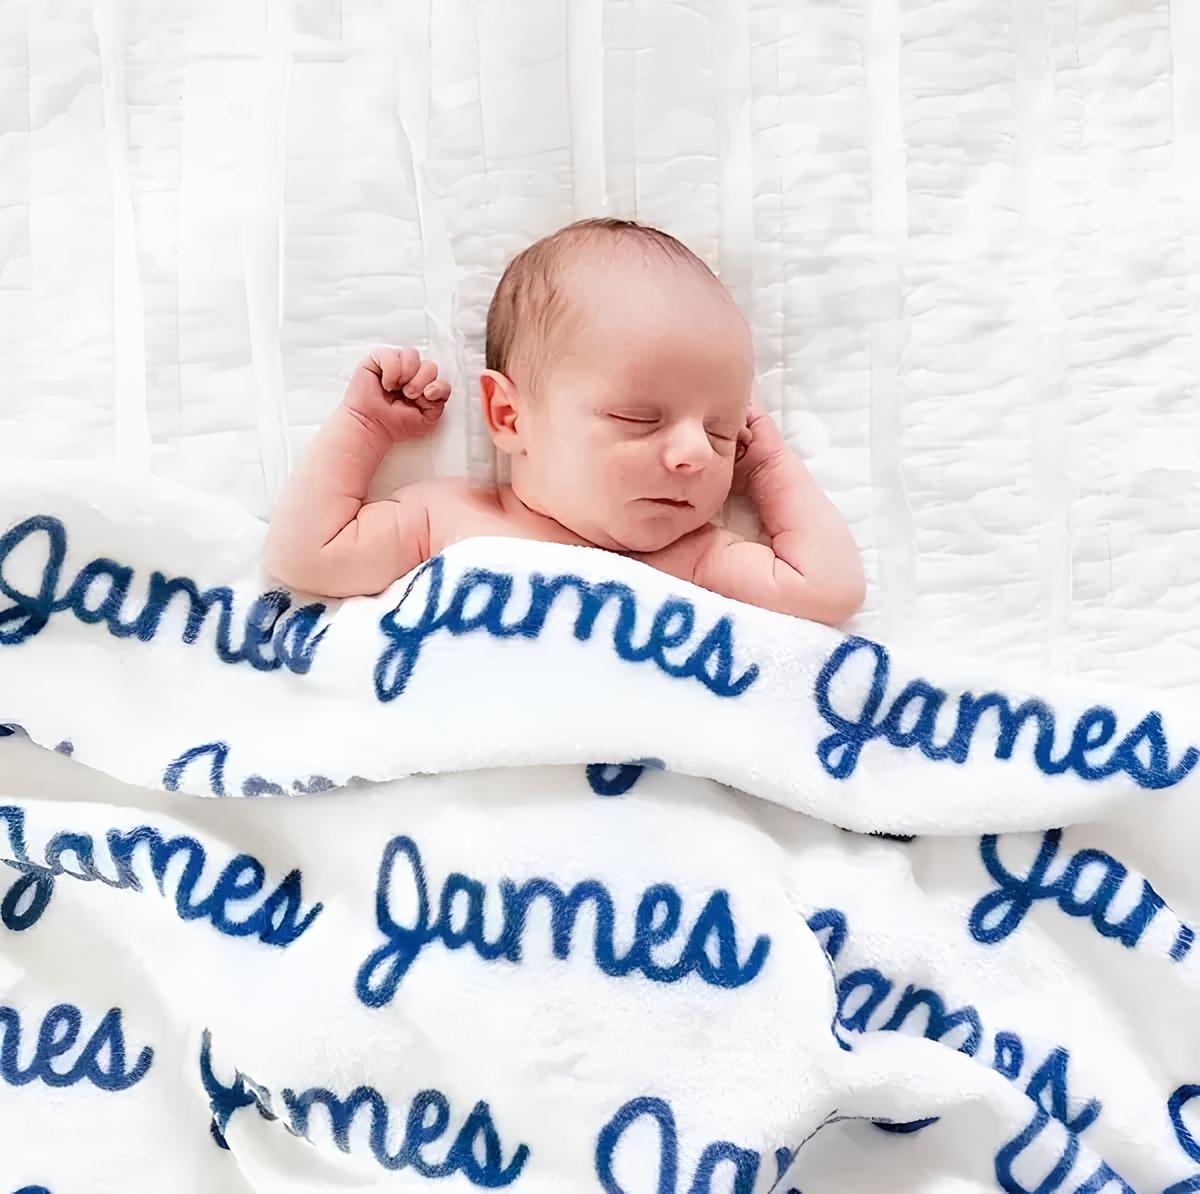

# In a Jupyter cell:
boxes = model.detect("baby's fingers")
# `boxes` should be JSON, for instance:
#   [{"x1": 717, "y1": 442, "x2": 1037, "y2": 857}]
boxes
[
  {"x1": 368, "y1": 347, "x2": 420, "y2": 392},
  {"x1": 402, "y1": 360, "x2": 439, "y2": 399},
  {"x1": 735, "y1": 424, "x2": 753, "y2": 462}
]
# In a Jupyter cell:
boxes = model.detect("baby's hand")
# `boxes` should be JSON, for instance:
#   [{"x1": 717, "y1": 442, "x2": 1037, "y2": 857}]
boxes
[
  {"x1": 342, "y1": 347, "x2": 450, "y2": 441},
  {"x1": 732, "y1": 402, "x2": 787, "y2": 497}
]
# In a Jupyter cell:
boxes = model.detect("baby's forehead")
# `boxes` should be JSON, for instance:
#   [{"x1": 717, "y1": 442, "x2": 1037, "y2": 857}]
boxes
[
  {"x1": 520, "y1": 235, "x2": 752, "y2": 392},
  {"x1": 559, "y1": 248, "x2": 744, "y2": 336}
]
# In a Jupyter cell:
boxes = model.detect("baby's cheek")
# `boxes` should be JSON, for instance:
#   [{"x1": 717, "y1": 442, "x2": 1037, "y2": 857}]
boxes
[
  {"x1": 698, "y1": 471, "x2": 733, "y2": 515},
  {"x1": 712, "y1": 456, "x2": 736, "y2": 487},
  {"x1": 609, "y1": 443, "x2": 656, "y2": 483}
]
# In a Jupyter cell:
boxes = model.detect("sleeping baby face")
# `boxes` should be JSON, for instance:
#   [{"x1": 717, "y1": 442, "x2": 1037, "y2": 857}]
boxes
[{"x1": 483, "y1": 247, "x2": 755, "y2": 554}]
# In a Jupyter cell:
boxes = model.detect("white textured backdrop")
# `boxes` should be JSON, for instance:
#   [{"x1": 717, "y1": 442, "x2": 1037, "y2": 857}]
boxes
[{"x1": 1, "y1": 0, "x2": 1198, "y2": 686}]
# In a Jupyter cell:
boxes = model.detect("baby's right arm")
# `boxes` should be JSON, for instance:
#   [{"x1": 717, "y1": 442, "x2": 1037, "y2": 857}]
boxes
[{"x1": 263, "y1": 348, "x2": 450, "y2": 597}]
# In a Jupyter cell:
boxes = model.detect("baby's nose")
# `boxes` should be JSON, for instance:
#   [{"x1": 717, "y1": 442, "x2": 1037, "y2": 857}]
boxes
[{"x1": 663, "y1": 422, "x2": 711, "y2": 472}]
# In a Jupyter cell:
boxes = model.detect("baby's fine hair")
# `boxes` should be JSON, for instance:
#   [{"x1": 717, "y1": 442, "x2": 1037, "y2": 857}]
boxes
[{"x1": 484, "y1": 217, "x2": 722, "y2": 391}]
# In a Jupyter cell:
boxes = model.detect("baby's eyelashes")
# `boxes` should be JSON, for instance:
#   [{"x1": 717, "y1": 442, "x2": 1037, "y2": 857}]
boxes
[
  {"x1": 605, "y1": 411, "x2": 740, "y2": 455},
  {"x1": 608, "y1": 411, "x2": 659, "y2": 425}
]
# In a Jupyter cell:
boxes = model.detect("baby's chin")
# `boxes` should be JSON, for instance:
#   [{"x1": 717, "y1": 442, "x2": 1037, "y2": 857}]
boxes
[{"x1": 605, "y1": 504, "x2": 719, "y2": 554}]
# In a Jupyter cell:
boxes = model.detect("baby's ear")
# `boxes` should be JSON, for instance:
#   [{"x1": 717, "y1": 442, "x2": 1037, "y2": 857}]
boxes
[{"x1": 479, "y1": 369, "x2": 523, "y2": 454}]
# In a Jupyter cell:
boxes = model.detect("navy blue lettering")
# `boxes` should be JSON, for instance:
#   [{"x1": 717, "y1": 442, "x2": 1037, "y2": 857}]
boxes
[
  {"x1": 880, "y1": 984, "x2": 982, "y2": 1056},
  {"x1": 836, "y1": 968, "x2": 893, "y2": 1033},
  {"x1": 596, "y1": 1097, "x2": 765, "y2": 1194},
  {"x1": 994, "y1": 1031, "x2": 1025, "y2": 1080},
  {"x1": 806, "y1": 907, "x2": 847, "y2": 963},
  {"x1": 200, "y1": 1031, "x2": 528, "y2": 1185},
  {"x1": 200, "y1": 1028, "x2": 290, "y2": 1149},
  {"x1": 996, "y1": 1108, "x2": 1074, "y2": 1191},
  {"x1": 0, "y1": 1002, "x2": 152, "y2": 1092},
  {"x1": 837, "y1": 968, "x2": 981, "y2": 1055},
  {"x1": 821, "y1": 909, "x2": 1102, "y2": 1153},
  {"x1": 375, "y1": 556, "x2": 759, "y2": 703},
  {"x1": 63, "y1": 558, "x2": 134, "y2": 631},
  {"x1": 773, "y1": 1147, "x2": 795, "y2": 1181},
  {"x1": 1025, "y1": 1048, "x2": 1100, "y2": 1135},
  {"x1": 356, "y1": 835, "x2": 769, "y2": 1008},
  {"x1": 0, "y1": 515, "x2": 328, "y2": 673},
  {"x1": 1171, "y1": 1085, "x2": 1200, "y2": 1163},
  {"x1": 992, "y1": 1105, "x2": 1136, "y2": 1194},
  {"x1": 970, "y1": 831, "x2": 1187, "y2": 959},
  {"x1": 0, "y1": 805, "x2": 320, "y2": 946},
  {"x1": 1, "y1": 869, "x2": 54, "y2": 931},
  {"x1": 814, "y1": 637, "x2": 1197, "y2": 789},
  {"x1": 690, "y1": 1142, "x2": 758, "y2": 1194},
  {"x1": 1072, "y1": 1164, "x2": 1135, "y2": 1192},
  {"x1": 163, "y1": 742, "x2": 230, "y2": 796},
  {"x1": 162, "y1": 741, "x2": 335, "y2": 799},
  {"x1": 0, "y1": 516, "x2": 64, "y2": 643}
]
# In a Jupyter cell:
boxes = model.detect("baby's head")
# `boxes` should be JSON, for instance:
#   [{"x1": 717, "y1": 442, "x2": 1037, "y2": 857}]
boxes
[{"x1": 481, "y1": 219, "x2": 754, "y2": 553}]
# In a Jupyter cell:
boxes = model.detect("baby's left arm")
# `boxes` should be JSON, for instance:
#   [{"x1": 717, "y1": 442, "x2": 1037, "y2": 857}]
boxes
[{"x1": 694, "y1": 404, "x2": 865, "y2": 625}]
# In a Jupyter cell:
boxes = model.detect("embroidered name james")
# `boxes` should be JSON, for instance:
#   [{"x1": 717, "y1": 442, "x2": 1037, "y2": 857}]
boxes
[
  {"x1": 374, "y1": 556, "x2": 759, "y2": 703},
  {"x1": 813, "y1": 637, "x2": 1197, "y2": 790},
  {"x1": 356, "y1": 835, "x2": 770, "y2": 1008},
  {"x1": 0, "y1": 515, "x2": 328, "y2": 674}
]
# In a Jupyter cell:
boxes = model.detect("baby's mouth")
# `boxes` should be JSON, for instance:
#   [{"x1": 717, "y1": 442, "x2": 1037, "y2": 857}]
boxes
[{"x1": 645, "y1": 498, "x2": 693, "y2": 509}]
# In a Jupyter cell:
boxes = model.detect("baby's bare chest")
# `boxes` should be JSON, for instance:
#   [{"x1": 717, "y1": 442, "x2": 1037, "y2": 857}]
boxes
[{"x1": 427, "y1": 487, "x2": 727, "y2": 586}]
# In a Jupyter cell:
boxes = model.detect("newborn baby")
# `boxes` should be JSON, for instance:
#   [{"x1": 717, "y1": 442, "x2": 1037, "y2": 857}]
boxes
[{"x1": 265, "y1": 218, "x2": 865, "y2": 624}]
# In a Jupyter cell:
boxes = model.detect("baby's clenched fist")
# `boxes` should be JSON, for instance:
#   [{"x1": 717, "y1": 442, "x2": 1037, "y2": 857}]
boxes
[
  {"x1": 732, "y1": 402, "x2": 786, "y2": 496},
  {"x1": 343, "y1": 347, "x2": 450, "y2": 441}
]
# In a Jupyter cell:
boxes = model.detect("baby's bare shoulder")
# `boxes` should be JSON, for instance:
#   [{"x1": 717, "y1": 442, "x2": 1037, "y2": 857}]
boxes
[
  {"x1": 392, "y1": 477, "x2": 524, "y2": 550},
  {"x1": 391, "y1": 475, "x2": 471, "y2": 504}
]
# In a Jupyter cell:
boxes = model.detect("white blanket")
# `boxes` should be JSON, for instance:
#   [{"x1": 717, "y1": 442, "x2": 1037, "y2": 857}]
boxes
[{"x1": 1, "y1": 467, "x2": 1199, "y2": 1192}]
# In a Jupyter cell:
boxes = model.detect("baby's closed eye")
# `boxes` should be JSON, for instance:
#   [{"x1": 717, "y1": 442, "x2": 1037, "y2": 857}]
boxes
[
  {"x1": 705, "y1": 425, "x2": 741, "y2": 453},
  {"x1": 606, "y1": 409, "x2": 662, "y2": 433}
]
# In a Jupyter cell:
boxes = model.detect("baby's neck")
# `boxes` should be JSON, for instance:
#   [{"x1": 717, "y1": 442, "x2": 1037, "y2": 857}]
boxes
[{"x1": 494, "y1": 484, "x2": 603, "y2": 551}]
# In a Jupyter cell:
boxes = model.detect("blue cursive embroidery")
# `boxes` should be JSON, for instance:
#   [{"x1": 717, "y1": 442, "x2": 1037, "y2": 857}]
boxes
[
  {"x1": 995, "y1": 1105, "x2": 1134, "y2": 1193},
  {"x1": 200, "y1": 1030, "x2": 529, "y2": 1185},
  {"x1": 0, "y1": 805, "x2": 321, "y2": 945},
  {"x1": 595, "y1": 1096, "x2": 795, "y2": 1194},
  {"x1": 0, "y1": 515, "x2": 328, "y2": 673},
  {"x1": 0, "y1": 1002, "x2": 152, "y2": 1092},
  {"x1": 374, "y1": 557, "x2": 759, "y2": 703},
  {"x1": 162, "y1": 740, "x2": 335, "y2": 797},
  {"x1": 969, "y1": 830, "x2": 1194, "y2": 961},
  {"x1": 356, "y1": 835, "x2": 770, "y2": 1007},
  {"x1": 811, "y1": 909, "x2": 1101, "y2": 1141},
  {"x1": 813, "y1": 637, "x2": 1198, "y2": 789}
]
